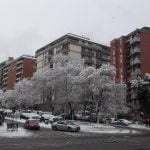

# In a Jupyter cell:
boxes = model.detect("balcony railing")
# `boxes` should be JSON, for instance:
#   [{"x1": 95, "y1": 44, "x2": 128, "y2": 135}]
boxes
[
  {"x1": 16, "y1": 71, "x2": 23, "y2": 76},
  {"x1": 129, "y1": 37, "x2": 140, "y2": 44},
  {"x1": 130, "y1": 48, "x2": 141, "y2": 56},
  {"x1": 130, "y1": 59, "x2": 141, "y2": 66},
  {"x1": 17, "y1": 59, "x2": 23, "y2": 64},
  {"x1": 16, "y1": 65, "x2": 23, "y2": 70}
]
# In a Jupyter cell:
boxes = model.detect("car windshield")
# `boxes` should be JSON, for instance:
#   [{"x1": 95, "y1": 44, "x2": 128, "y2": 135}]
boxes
[
  {"x1": 66, "y1": 121, "x2": 75, "y2": 125},
  {"x1": 29, "y1": 120, "x2": 39, "y2": 125}
]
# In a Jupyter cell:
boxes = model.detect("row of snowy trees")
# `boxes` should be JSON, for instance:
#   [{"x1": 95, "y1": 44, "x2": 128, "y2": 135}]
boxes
[
  {"x1": 0, "y1": 54, "x2": 128, "y2": 120},
  {"x1": 131, "y1": 74, "x2": 150, "y2": 115}
]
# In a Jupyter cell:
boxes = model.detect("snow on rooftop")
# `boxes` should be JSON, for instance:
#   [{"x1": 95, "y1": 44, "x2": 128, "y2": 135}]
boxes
[{"x1": 66, "y1": 33, "x2": 91, "y2": 41}]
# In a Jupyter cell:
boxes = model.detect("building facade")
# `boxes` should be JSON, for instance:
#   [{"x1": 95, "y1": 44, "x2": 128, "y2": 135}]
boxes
[
  {"x1": 36, "y1": 33, "x2": 110, "y2": 71},
  {"x1": 1, "y1": 55, "x2": 36, "y2": 91},
  {"x1": 0, "y1": 57, "x2": 14, "y2": 89},
  {"x1": 111, "y1": 27, "x2": 150, "y2": 83},
  {"x1": 110, "y1": 27, "x2": 150, "y2": 111}
]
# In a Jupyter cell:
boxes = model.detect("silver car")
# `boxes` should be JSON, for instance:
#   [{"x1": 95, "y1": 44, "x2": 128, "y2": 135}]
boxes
[{"x1": 52, "y1": 121, "x2": 80, "y2": 132}]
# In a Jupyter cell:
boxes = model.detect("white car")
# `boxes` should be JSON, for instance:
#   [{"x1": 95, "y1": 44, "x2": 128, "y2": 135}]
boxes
[
  {"x1": 111, "y1": 119, "x2": 132, "y2": 126},
  {"x1": 52, "y1": 121, "x2": 80, "y2": 132},
  {"x1": 49, "y1": 116, "x2": 63, "y2": 124},
  {"x1": 40, "y1": 114, "x2": 55, "y2": 123},
  {"x1": 20, "y1": 113, "x2": 41, "y2": 120}
]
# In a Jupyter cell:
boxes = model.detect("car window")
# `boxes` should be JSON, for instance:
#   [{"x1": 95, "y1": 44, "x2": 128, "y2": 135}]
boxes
[
  {"x1": 66, "y1": 122, "x2": 74, "y2": 125},
  {"x1": 57, "y1": 121, "x2": 64, "y2": 124}
]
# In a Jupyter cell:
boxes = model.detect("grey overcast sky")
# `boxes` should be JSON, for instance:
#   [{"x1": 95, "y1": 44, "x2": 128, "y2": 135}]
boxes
[{"x1": 0, "y1": 0, "x2": 150, "y2": 61}]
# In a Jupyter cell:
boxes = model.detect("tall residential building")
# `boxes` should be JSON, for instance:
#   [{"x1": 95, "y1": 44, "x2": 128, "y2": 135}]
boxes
[
  {"x1": 1, "y1": 55, "x2": 36, "y2": 91},
  {"x1": 110, "y1": 27, "x2": 150, "y2": 83},
  {"x1": 35, "y1": 33, "x2": 110, "y2": 71},
  {"x1": 0, "y1": 57, "x2": 14, "y2": 89},
  {"x1": 110, "y1": 27, "x2": 150, "y2": 111}
]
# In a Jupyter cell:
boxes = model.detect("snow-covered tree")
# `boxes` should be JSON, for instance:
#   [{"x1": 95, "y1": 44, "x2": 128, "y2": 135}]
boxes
[
  {"x1": 46, "y1": 54, "x2": 85, "y2": 118},
  {"x1": 131, "y1": 75, "x2": 150, "y2": 115},
  {"x1": 3, "y1": 90, "x2": 17, "y2": 108},
  {"x1": 79, "y1": 66, "x2": 97, "y2": 116},
  {"x1": 0, "y1": 90, "x2": 5, "y2": 108},
  {"x1": 79, "y1": 63, "x2": 128, "y2": 122},
  {"x1": 12, "y1": 78, "x2": 41, "y2": 110}
]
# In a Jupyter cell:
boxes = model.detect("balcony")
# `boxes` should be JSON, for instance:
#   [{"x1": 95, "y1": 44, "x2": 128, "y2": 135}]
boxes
[
  {"x1": 17, "y1": 59, "x2": 23, "y2": 65},
  {"x1": 3, "y1": 71, "x2": 8, "y2": 76},
  {"x1": 16, "y1": 77, "x2": 21, "y2": 82},
  {"x1": 101, "y1": 55, "x2": 110, "y2": 62},
  {"x1": 3, "y1": 67, "x2": 8, "y2": 72},
  {"x1": 2, "y1": 77, "x2": 7, "y2": 82},
  {"x1": 129, "y1": 36, "x2": 140, "y2": 44},
  {"x1": 130, "y1": 48, "x2": 141, "y2": 56},
  {"x1": 82, "y1": 51, "x2": 94, "y2": 57},
  {"x1": 16, "y1": 70, "x2": 23, "y2": 76},
  {"x1": 130, "y1": 59, "x2": 141, "y2": 66},
  {"x1": 16, "y1": 65, "x2": 23, "y2": 70}
]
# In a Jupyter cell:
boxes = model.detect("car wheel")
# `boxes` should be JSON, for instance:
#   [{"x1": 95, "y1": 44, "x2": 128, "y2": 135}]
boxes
[
  {"x1": 68, "y1": 127, "x2": 72, "y2": 132},
  {"x1": 52, "y1": 126, "x2": 57, "y2": 131}
]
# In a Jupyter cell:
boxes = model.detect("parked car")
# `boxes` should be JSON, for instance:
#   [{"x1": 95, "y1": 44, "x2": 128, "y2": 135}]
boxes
[
  {"x1": 20, "y1": 113, "x2": 41, "y2": 120},
  {"x1": 24, "y1": 119, "x2": 40, "y2": 130},
  {"x1": 49, "y1": 116, "x2": 63, "y2": 124},
  {"x1": 111, "y1": 119, "x2": 132, "y2": 126},
  {"x1": 52, "y1": 121, "x2": 80, "y2": 132},
  {"x1": 105, "y1": 118, "x2": 116, "y2": 124},
  {"x1": 40, "y1": 114, "x2": 54, "y2": 123}
]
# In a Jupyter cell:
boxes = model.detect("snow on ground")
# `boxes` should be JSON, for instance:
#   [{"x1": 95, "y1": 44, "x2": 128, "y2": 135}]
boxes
[
  {"x1": 73, "y1": 121, "x2": 137, "y2": 134},
  {"x1": 0, "y1": 123, "x2": 32, "y2": 138},
  {"x1": 40, "y1": 122, "x2": 52, "y2": 128}
]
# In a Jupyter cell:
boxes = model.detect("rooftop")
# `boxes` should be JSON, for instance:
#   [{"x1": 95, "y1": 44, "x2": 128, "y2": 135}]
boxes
[{"x1": 36, "y1": 33, "x2": 109, "y2": 54}]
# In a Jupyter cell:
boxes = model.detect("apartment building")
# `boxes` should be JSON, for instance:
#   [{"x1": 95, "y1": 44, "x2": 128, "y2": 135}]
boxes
[
  {"x1": 35, "y1": 33, "x2": 110, "y2": 71},
  {"x1": 110, "y1": 27, "x2": 150, "y2": 111},
  {"x1": 111, "y1": 27, "x2": 150, "y2": 83},
  {"x1": 1, "y1": 55, "x2": 36, "y2": 91},
  {"x1": 0, "y1": 57, "x2": 14, "y2": 89}
]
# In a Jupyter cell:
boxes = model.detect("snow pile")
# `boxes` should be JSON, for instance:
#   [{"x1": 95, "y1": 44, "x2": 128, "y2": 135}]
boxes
[
  {"x1": 40, "y1": 122, "x2": 52, "y2": 128},
  {"x1": 129, "y1": 124, "x2": 150, "y2": 130},
  {"x1": 0, "y1": 123, "x2": 32, "y2": 138}
]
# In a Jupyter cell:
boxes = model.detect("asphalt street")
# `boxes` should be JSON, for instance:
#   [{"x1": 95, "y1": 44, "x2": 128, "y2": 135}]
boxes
[{"x1": 0, "y1": 127, "x2": 150, "y2": 150}]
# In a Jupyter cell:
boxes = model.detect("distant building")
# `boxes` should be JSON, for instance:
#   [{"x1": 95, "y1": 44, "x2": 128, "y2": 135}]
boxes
[
  {"x1": 35, "y1": 33, "x2": 110, "y2": 71},
  {"x1": 0, "y1": 57, "x2": 14, "y2": 89},
  {"x1": 1, "y1": 55, "x2": 36, "y2": 91}
]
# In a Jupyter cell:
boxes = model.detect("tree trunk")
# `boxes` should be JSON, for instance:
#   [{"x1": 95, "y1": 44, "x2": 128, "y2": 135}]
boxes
[
  {"x1": 83, "y1": 102, "x2": 87, "y2": 118},
  {"x1": 68, "y1": 102, "x2": 74, "y2": 120}
]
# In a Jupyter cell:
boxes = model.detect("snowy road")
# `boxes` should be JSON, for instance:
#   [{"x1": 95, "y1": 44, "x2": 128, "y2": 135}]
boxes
[
  {"x1": 0, "y1": 128, "x2": 150, "y2": 150},
  {"x1": 1, "y1": 118, "x2": 150, "y2": 150}
]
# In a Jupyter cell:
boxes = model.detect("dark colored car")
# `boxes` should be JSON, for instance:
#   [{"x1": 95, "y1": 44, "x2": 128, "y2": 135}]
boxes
[
  {"x1": 52, "y1": 121, "x2": 80, "y2": 132},
  {"x1": 24, "y1": 119, "x2": 40, "y2": 130}
]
